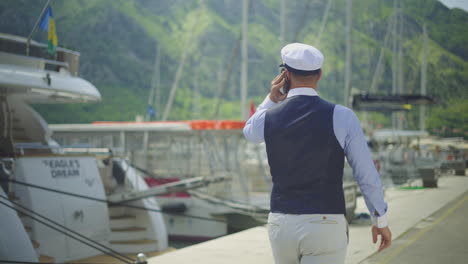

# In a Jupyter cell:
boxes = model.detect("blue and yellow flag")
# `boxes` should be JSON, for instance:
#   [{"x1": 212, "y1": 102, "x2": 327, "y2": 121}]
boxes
[{"x1": 39, "y1": 6, "x2": 58, "y2": 55}]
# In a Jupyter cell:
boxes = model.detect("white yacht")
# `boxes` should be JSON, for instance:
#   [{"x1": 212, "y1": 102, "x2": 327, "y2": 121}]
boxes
[
  {"x1": 49, "y1": 121, "x2": 268, "y2": 240},
  {"x1": 0, "y1": 33, "x2": 168, "y2": 263}
]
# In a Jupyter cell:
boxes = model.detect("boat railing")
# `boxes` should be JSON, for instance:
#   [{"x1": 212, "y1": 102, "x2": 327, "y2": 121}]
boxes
[
  {"x1": 14, "y1": 142, "x2": 122, "y2": 157},
  {"x1": 0, "y1": 33, "x2": 80, "y2": 76},
  {"x1": 0, "y1": 51, "x2": 69, "y2": 71}
]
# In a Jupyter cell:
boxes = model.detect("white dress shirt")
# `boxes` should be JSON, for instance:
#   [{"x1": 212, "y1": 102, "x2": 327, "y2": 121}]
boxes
[{"x1": 243, "y1": 87, "x2": 388, "y2": 228}]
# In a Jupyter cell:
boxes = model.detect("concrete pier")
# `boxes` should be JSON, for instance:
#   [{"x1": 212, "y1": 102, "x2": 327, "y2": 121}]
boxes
[
  {"x1": 149, "y1": 174, "x2": 468, "y2": 264},
  {"x1": 362, "y1": 191, "x2": 468, "y2": 264}
]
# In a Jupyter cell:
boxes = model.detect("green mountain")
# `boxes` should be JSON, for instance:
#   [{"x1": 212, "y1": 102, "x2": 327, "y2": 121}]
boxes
[{"x1": 0, "y1": 0, "x2": 467, "y2": 134}]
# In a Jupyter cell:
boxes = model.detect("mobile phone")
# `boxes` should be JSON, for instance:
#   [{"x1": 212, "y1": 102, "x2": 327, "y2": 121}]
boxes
[{"x1": 280, "y1": 68, "x2": 290, "y2": 94}]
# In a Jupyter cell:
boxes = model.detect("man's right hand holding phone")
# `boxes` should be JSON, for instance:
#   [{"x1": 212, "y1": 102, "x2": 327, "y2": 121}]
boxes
[{"x1": 269, "y1": 71, "x2": 288, "y2": 103}]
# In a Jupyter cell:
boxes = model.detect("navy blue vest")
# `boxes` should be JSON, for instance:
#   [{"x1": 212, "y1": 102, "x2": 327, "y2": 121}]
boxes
[{"x1": 264, "y1": 95, "x2": 346, "y2": 214}]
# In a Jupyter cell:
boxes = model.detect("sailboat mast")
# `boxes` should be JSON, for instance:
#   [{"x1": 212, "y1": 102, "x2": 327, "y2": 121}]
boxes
[
  {"x1": 192, "y1": 62, "x2": 200, "y2": 119},
  {"x1": 344, "y1": 0, "x2": 352, "y2": 107},
  {"x1": 146, "y1": 43, "x2": 160, "y2": 121},
  {"x1": 397, "y1": 0, "x2": 404, "y2": 129},
  {"x1": 280, "y1": 0, "x2": 286, "y2": 46},
  {"x1": 391, "y1": 0, "x2": 398, "y2": 129},
  {"x1": 155, "y1": 45, "x2": 161, "y2": 120},
  {"x1": 316, "y1": 0, "x2": 333, "y2": 47},
  {"x1": 162, "y1": 10, "x2": 199, "y2": 121},
  {"x1": 397, "y1": 0, "x2": 404, "y2": 94},
  {"x1": 420, "y1": 24, "x2": 428, "y2": 131},
  {"x1": 146, "y1": 69, "x2": 155, "y2": 121},
  {"x1": 240, "y1": 0, "x2": 249, "y2": 120}
]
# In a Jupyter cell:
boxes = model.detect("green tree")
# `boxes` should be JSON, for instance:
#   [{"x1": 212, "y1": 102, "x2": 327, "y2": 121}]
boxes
[{"x1": 427, "y1": 99, "x2": 468, "y2": 139}]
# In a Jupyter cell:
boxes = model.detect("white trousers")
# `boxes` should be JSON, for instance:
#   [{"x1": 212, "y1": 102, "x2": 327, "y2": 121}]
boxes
[{"x1": 267, "y1": 213, "x2": 348, "y2": 264}]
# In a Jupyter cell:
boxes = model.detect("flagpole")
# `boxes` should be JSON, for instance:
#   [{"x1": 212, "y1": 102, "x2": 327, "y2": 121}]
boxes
[{"x1": 26, "y1": 0, "x2": 52, "y2": 56}]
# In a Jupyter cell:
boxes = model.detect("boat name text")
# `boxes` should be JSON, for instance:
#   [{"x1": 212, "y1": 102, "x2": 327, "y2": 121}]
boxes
[{"x1": 42, "y1": 159, "x2": 81, "y2": 178}]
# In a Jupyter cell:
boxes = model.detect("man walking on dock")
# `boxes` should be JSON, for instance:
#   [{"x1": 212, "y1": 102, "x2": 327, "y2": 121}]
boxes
[{"x1": 243, "y1": 43, "x2": 391, "y2": 264}]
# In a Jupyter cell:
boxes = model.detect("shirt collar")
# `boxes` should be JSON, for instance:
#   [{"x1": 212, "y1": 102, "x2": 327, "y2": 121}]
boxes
[{"x1": 286, "y1": 87, "x2": 319, "y2": 98}]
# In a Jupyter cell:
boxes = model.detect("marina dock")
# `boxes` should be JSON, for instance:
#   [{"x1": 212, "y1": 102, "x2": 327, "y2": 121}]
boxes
[
  {"x1": 2, "y1": 1, "x2": 467, "y2": 263},
  {"x1": 149, "y1": 173, "x2": 468, "y2": 264}
]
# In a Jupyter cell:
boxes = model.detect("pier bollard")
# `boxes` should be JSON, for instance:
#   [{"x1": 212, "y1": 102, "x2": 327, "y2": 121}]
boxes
[
  {"x1": 453, "y1": 161, "x2": 466, "y2": 176},
  {"x1": 420, "y1": 168, "x2": 438, "y2": 188}
]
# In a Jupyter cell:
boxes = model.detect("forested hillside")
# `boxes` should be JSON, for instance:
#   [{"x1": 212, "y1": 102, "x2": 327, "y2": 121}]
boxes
[{"x1": 0, "y1": 0, "x2": 466, "y2": 135}]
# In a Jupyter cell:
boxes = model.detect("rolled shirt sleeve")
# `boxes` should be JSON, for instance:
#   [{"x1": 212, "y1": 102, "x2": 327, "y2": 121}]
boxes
[{"x1": 336, "y1": 106, "x2": 388, "y2": 228}]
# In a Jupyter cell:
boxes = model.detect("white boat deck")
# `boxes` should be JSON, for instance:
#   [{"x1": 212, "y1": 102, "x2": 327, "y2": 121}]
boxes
[{"x1": 149, "y1": 174, "x2": 468, "y2": 264}]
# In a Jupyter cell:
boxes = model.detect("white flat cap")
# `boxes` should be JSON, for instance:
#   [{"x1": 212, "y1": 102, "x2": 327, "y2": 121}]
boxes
[{"x1": 281, "y1": 43, "x2": 324, "y2": 72}]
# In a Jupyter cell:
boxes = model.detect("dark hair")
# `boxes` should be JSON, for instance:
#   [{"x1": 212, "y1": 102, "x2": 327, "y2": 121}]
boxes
[{"x1": 284, "y1": 64, "x2": 321, "y2": 76}]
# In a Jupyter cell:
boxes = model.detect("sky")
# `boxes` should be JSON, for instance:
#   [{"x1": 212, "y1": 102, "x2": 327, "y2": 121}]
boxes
[{"x1": 438, "y1": 0, "x2": 468, "y2": 11}]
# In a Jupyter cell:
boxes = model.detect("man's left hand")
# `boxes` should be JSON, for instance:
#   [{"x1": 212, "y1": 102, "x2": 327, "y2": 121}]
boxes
[{"x1": 372, "y1": 225, "x2": 392, "y2": 252}]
